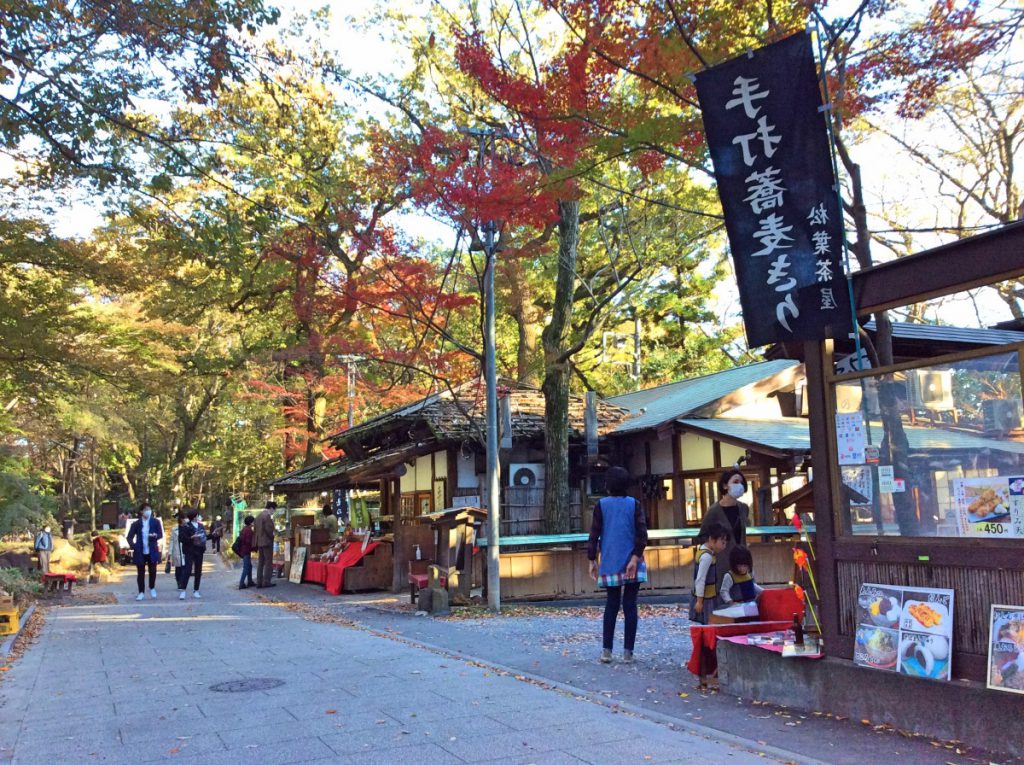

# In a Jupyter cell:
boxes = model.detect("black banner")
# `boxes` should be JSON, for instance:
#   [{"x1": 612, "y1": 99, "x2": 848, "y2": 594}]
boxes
[{"x1": 696, "y1": 32, "x2": 853, "y2": 347}]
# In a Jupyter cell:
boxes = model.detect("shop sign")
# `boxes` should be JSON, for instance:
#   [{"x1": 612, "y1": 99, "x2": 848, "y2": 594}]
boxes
[
  {"x1": 289, "y1": 546, "x2": 307, "y2": 584},
  {"x1": 695, "y1": 32, "x2": 852, "y2": 347},
  {"x1": 855, "y1": 583, "x2": 954, "y2": 681}
]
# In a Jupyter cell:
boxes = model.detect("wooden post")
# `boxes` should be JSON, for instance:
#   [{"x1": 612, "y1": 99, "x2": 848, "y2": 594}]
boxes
[{"x1": 804, "y1": 339, "x2": 843, "y2": 653}]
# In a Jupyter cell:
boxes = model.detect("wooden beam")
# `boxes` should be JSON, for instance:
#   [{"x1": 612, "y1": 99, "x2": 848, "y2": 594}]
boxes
[{"x1": 852, "y1": 220, "x2": 1024, "y2": 316}]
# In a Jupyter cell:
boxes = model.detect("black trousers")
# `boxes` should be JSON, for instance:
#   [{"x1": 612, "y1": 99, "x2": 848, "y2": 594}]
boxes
[
  {"x1": 602, "y1": 582, "x2": 640, "y2": 651},
  {"x1": 136, "y1": 559, "x2": 157, "y2": 593},
  {"x1": 182, "y1": 553, "x2": 204, "y2": 590}
]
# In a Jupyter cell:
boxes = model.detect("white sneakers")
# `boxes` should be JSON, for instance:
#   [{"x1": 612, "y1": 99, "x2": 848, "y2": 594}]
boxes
[
  {"x1": 150, "y1": 589, "x2": 157, "y2": 599},
  {"x1": 179, "y1": 591, "x2": 187, "y2": 600},
  {"x1": 177, "y1": 590, "x2": 201, "y2": 600},
  {"x1": 193, "y1": 591, "x2": 202, "y2": 599},
  {"x1": 135, "y1": 593, "x2": 145, "y2": 601}
]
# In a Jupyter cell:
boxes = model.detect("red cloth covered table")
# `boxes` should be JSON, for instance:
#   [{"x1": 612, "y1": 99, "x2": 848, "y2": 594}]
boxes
[
  {"x1": 303, "y1": 560, "x2": 328, "y2": 585},
  {"x1": 687, "y1": 621, "x2": 791, "y2": 676},
  {"x1": 686, "y1": 587, "x2": 806, "y2": 676},
  {"x1": 325, "y1": 542, "x2": 380, "y2": 595}
]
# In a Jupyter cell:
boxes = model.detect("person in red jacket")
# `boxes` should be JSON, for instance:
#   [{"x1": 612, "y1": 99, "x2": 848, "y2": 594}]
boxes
[
  {"x1": 236, "y1": 515, "x2": 256, "y2": 590},
  {"x1": 89, "y1": 533, "x2": 109, "y2": 578}
]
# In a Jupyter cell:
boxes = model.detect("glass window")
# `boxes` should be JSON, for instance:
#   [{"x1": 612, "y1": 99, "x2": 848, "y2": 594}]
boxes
[{"x1": 833, "y1": 349, "x2": 1024, "y2": 539}]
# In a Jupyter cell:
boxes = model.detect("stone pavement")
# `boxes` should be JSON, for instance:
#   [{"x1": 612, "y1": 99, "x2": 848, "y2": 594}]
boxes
[
  {"x1": 0, "y1": 558, "x2": 803, "y2": 765},
  {"x1": 258, "y1": 580, "x2": 1015, "y2": 765}
]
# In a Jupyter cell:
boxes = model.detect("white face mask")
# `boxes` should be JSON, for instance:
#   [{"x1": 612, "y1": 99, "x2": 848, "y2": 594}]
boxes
[
  {"x1": 44, "y1": 527, "x2": 51, "y2": 534},
  {"x1": 143, "y1": 509, "x2": 152, "y2": 519},
  {"x1": 728, "y1": 483, "x2": 746, "y2": 499}
]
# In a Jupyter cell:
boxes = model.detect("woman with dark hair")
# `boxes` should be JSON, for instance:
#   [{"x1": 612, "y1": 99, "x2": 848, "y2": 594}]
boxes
[
  {"x1": 698, "y1": 468, "x2": 749, "y2": 592},
  {"x1": 177, "y1": 508, "x2": 207, "y2": 599},
  {"x1": 588, "y1": 466, "x2": 648, "y2": 664}
]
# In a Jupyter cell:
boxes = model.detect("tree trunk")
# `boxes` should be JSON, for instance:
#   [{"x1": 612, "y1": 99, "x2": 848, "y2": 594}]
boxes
[
  {"x1": 541, "y1": 200, "x2": 580, "y2": 533},
  {"x1": 508, "y1": 262, "x2": 541, "y2": 384}
]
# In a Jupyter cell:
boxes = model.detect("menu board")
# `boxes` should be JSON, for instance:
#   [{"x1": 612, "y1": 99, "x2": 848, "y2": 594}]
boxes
[
  {"x1": 854, "y1": 583, "x2": 954, "y2": 681},
  {"x1": 953, "y1": 476, "x2": 1024, "y2": 538},
  {"x1": 289, "y1": 546, "x2": 307, "y2": 584},
  {"x1": 988, "y1": 605, "x2": 1024, "y2": 695}
]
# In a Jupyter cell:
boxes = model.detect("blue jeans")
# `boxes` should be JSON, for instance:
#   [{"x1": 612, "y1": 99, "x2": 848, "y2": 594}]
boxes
[{"x1": 240, "y1": 554, "x2": 254, "y2": 586}]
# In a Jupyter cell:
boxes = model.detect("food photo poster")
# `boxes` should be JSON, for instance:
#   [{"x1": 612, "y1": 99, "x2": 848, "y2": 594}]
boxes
[
  {"x1": 988, "y1": 605, "x2": 1024, "y2": 695},
  {"x1": 855, "y1": 583, "x2": 954, "y2": 681},
  {"x1": 953, "y1": 475, "x2": 1024, "y2": 539}
]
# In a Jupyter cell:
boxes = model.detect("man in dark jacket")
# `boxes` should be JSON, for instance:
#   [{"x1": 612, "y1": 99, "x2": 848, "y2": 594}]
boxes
[
  {"x1": 126, "y1": 504, "x2": 163, "y2": 600},
  {"x1": 236, "y1": 515, "x2": 256, "y2": 589},
  {"x1": 210, "y1": 516, "x2": 225, "y2": 553},
  {"x1": 253, "y1": 502, "x2": 277, "y2": 588}
]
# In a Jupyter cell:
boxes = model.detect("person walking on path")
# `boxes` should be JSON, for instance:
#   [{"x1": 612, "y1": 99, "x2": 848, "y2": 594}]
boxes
[
  {"x1": 167, "y1": 512, "x2": 186, "y2": 589},
  {"x1": 254, "y1": 501, "x2": 277, "y2": 588},
  {"x1": 210, "y1": 516, "x2": 225, "y2": 553},
  {"x1": 34, "y1": 525, "x2": 53, "y2": 573},
  {"x1": 698, "y1": 468, "x2": 749, "y2": 593},
  {"x1": 234, "y1": 515, "x2": 256, "y2": 589},
  {"x1": 178, "y1": 509, "x2": 207, "y2": 599},
  {"x1": 89, "y1": 532, "x2": 109, "y2": 578},
  {"x1": 127, "y1": 503, "x2": 163, "y2": 600},
  {"x1": 588, "y1": 466, "x2": 648, "y2": 664}
]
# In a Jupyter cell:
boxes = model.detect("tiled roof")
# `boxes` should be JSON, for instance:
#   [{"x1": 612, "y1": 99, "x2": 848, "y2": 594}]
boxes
[
  {"x1": 328, "y1": 382, "x2": 631, "y2": 447},
  {"x1": 677, "y1": 417, "x2": 1024, "y2": 456},
  {"x1": 606, "y1": 360, "x2": 799, "y2": 434},
  {"x1": 865, "y1": 321, "x2": 1024, "y2": 347}
]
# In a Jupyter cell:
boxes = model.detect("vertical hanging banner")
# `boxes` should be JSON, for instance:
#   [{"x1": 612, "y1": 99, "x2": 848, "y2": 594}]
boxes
[{"x1": 696, "y1": 32, "x2": 853, "y2": 347}]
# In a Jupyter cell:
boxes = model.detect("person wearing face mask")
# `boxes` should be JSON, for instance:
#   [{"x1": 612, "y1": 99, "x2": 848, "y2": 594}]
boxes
[
  {"x1": 177, "y1": 508, "x2": 207, "y2": 599},
  {"x1": 34, "y1": 525, "x2": 54, "y2": 573},
  {"x1": 127, "y1": 503, "x2": 163, "y2": 600},
  {"x1": 698, "y1": 468, "x2": 750, "y2": 594}
]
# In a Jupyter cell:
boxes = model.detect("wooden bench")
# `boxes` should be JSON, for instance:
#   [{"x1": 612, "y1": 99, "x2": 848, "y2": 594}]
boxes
[
  {"x1": 41, "y1": 573, "x2": 77, "y2": 593},
  {"x1": 407, "y1": 559, "x2": 446, "y2": 603}
]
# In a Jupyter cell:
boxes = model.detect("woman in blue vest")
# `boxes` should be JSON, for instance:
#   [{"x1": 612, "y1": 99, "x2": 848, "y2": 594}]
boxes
[{"x1": 587, "y1": 466, "x2": 648, "y2": 664}]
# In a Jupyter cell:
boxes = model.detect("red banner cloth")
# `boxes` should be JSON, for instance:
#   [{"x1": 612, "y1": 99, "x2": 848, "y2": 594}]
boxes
[
  {"x1": 686, "y1": 587, "x2": 807, "y2": 676},
  {"x1": 303, "y1": 560, "x2": 328, "y2": 585},
  {"x1": 325, "y1": 542, "x2": 380, "y2": 596}
]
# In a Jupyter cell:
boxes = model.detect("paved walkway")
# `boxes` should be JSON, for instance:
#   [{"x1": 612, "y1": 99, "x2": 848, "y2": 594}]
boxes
[
  {"x1": 250, "y1": 580, "x2": 1013, "y2": 765},
  {"x1": 0, "y1": 559, "x2": 799, "y2": 764}
]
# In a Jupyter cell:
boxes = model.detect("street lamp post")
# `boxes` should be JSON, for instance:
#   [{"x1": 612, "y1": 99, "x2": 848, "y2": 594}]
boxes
[{"x1": 337, "y1": 354, "x2": 362, "y2": 429}]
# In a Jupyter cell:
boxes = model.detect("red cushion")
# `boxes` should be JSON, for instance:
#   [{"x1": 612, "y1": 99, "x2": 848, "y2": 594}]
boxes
[
  {"x1": 759, "y1": 587, "x2": 805, "y2": 622},
  {"x1": 408, "y1": 574, "x2": 429, "y2": 588}
]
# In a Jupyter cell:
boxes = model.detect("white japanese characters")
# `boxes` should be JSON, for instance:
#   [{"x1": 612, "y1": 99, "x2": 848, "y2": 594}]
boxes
[{"x1": 725, "y1": 74, "x2": 800, "y2": 332}]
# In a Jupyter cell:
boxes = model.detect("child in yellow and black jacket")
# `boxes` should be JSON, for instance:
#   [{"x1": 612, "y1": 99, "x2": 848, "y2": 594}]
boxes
[
  {"x1": 720, "y1": 545, "x2": 765, "y2": 605},
  {"x1": 689, "y1": 523, "x2": 729, "y2": 625}
]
